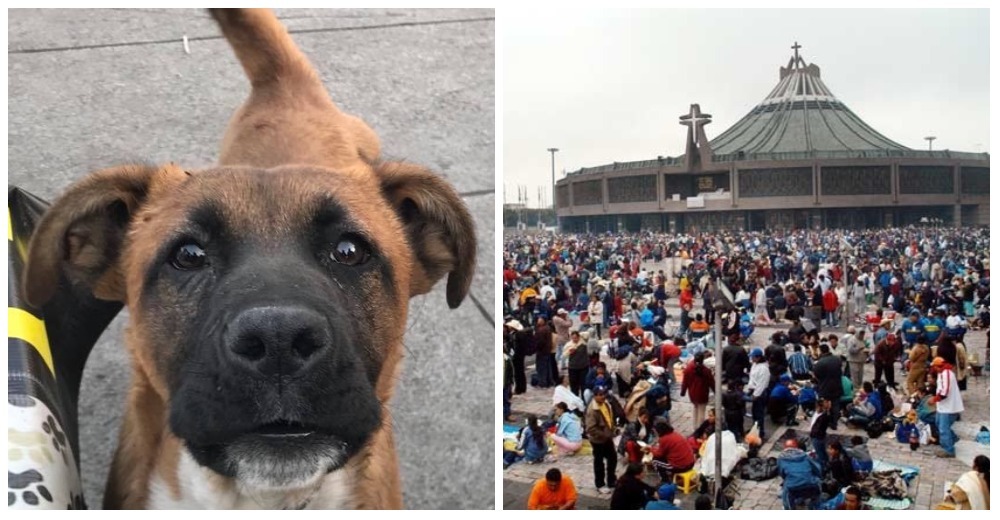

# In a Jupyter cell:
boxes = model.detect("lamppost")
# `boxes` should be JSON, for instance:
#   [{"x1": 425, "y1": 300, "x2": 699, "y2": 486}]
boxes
[
  {"x1": 547, "y1": 148, "x2": 559, "y2": 229},
  {"x1": 925, "y1": 136, "x2": 936, "y2": 151}
]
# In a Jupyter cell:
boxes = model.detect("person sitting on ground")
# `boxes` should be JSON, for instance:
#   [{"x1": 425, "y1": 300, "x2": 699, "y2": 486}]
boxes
[
  {"x1": 690, "y1": 313, "x2": 710, "y2": 339},
  {"x1": 875, "y1": 381, "x2": 894, "y2": 417},
  {"x1": 797, "y1": 381, "x2": 818, "y2": 419},
  {"x1": 787, "y1": 318, "x2": 807, "y2": 347},
  {"x1": 694, "y1": 493, "x2": 714, "y2": 510},
  {"x1": 619, "y1": 406, "x2": 656, "y2": 465},
  {"x1": 609, "y1": 462, "x2": 657, "y2": 510},
  {"x1": 839, "y1": 374, "x2": 855, "y2": 414},
  {"x1": 845, "y1": 385, "x2": 879, "y2": 428},
  {"x1": 644, "y1": 483, "x2": 680, "y2": 510},
  {"x1": 944, "y1": 455, "x2": 989, "y2": 510},
  {"x1": 650, "y1": 420, "x2": 696, "y2": 482},
  {"x1": 644, "y1": 373, "x2": 673, "y2": 421},
  {"x1": 688, "y1": 408, "x2": 717, "y2": 453},
  {"x1": 528, "y1": 468, "x2": 577, "y2": 510},
  {"x1": 844, "y1": 436, "x2": 873, "y2": 476},
  {"x1": 824, "y1": 440, "x2": 855, "y2": 495},
  {"x1": 768, "y1": 374, "x2": 801, "y2": 426},
  {"x1": 777, "y1": 439, "x2": 823, "y2": 510},
  {"x1": 550, "y1": 402, "x2": 583, "y2": 458},
  {"x1": 503, "y1": 414, "x2": 549, "y2": 468},
  {"x1": 788, "y1": 343, "x2": 813, "y2": 382},
  {"x1": 835, "y1": 486, "x2": 871, "y2": 510}
]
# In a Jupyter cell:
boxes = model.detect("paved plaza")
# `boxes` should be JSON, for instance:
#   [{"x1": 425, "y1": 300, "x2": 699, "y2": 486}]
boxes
[{"x1": 503, "y1": 305, "x2": 990, "y2": 510}]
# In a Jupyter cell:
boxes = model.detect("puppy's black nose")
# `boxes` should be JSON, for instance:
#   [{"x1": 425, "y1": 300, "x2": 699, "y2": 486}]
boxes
[{"x1": 224, "y1": 306, "x2": 331, "y2": 374}]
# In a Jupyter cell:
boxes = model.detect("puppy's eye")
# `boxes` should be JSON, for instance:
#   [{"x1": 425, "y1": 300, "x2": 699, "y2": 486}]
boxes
[
  {"x1": 170, "y1": 242, "x2": 208, "y2": 270},
  {"x1": 330, "y1": 236, "x2": 370, "y2": 266}
]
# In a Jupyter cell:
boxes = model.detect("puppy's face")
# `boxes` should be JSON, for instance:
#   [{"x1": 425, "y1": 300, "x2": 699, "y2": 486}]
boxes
[{"x1": 23, "y1": 162, "x2": 475, "y2": 490}]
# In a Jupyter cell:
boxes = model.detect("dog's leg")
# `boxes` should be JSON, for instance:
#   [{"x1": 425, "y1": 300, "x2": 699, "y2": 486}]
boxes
[{"x1": 209, "y1": 8, "x2": 380, "y2": 169}]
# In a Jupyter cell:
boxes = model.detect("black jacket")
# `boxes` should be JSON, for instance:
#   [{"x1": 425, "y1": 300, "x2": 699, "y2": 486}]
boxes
[
  {"x1": 809, "y1": 411, "x2": 831, "y2": 439},
  {"x1": 813, "y1": 354, "x2": 843, "y2": 400},
  {"x1": 722, "y1": 343, "x2": 750, "y2": 382},
  {"x1": 609, "y1": 475, "x2": 655, "y2": 510}
]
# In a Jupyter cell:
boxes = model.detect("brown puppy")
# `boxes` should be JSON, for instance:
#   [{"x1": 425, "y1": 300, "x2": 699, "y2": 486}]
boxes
[{"x1": 22, "y1": 9, "x2": 475, "y2": 509}]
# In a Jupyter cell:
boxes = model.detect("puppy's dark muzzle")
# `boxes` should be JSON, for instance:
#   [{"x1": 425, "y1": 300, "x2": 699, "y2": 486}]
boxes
[{"x1": 223, "y1": 306, "x2": 332, "y2": 376}]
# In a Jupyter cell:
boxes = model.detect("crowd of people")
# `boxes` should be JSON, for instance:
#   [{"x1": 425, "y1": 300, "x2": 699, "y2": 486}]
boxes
[{"x1": 502, "y1": 226, "x2": 989, "y2": 510}]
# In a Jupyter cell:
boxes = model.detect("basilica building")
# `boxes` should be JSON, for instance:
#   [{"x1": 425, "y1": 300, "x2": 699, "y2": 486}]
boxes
[{"x1": 555, "y1": 44, "x2": 989, "y2": 233}]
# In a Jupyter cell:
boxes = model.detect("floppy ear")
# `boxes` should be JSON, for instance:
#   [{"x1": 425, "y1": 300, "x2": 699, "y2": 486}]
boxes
[
  {"x1": 23, "y1": 164, "x2": 187, "y2": 307},
  {"x1": 375, "y1": 161, "x2": 477, "y2": 308}
]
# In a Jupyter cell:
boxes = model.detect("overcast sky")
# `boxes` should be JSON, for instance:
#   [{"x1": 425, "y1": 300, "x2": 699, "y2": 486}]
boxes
[{"x1": 502, "y1": 9, "x2": 989, "y2": 207}]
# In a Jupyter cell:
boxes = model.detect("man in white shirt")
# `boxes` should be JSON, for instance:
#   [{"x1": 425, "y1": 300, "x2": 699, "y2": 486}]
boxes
[
  {"x1": 931, "y1": 357, "x2": 964, "y2": 458},
  {"x1": 746, "y1": 349, "x2": 771, "y2": 439}
]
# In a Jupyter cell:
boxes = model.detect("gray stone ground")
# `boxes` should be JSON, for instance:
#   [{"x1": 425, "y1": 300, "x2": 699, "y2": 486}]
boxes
[
  {"x1": 503, "y1": 302, "x2": 990, "y2": 510},
  {"x1": 9, "y1": 8, "x2": 494, "y2": 509}
]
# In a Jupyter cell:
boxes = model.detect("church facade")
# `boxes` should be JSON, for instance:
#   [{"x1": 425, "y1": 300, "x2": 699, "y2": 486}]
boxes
[{"x1": 555, "y1": 45, "x2": 990, "y2": 233}]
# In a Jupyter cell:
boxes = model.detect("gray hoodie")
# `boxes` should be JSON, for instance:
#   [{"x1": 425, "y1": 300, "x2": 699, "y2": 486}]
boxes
[{"x1": 846, "y1": 333, "x2": 869, "y2": 364}]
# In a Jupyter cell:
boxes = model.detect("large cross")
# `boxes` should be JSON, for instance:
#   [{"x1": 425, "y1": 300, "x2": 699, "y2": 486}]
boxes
[
  {"x1": 679, "y1": 104, "x2": 712, "y2": 139},
  {"x1": 792, "y1": 41, "x2": 802, "y2": 61}
]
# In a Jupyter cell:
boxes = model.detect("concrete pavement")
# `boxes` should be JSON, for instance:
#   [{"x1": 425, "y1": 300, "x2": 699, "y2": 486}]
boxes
[{"x1": 503, "y1": 304, "x2": 990, "y2": 510}]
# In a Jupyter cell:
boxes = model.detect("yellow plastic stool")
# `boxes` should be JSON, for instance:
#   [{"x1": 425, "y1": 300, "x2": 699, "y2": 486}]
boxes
[{"x1": 673, "y1": 468, "x2": 699, "y2": 494}]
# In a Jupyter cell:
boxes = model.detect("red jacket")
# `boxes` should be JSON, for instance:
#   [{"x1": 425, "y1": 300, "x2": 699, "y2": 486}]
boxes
[
  {"x1": 681, "y1": 360, "x2": 713, "y2": 405},
  {"x1": 823, "y1": 290, "x2": 839, "y2": 312},
  {"x1": 651, "y1": 432, "x2": 696, "y2": 470}
]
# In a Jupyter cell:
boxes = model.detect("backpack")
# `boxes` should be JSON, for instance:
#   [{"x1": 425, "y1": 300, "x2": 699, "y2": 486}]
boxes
[
  {"x1": 866, "y1": 420, "x2": 886, "y2": 439},
  {"x1": 741, "y1": 456, "x2": 779, "y2": 481}
]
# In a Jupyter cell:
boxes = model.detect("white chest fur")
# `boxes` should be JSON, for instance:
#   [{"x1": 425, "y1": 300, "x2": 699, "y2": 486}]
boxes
[{"x1": 147, "y1": 450, "x2": 355, "y2": 509}]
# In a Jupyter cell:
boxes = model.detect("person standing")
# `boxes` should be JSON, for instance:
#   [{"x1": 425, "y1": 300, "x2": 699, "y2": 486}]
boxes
[
  {"x1": 905, "y1": 336, "x2": 930, "y2": 394},
  {"x1": 552, "y1": 308, "x2": 572, "y2": 368},
  {"x1": 588, "y1": 295, "x2": 605, "y2": 340},
  {"x1": 535, "y1": 318, "x2": 557, "y2": 388},
  {"x1": 813, "y1": 344, "x2": 844, "y2": 430},
  {"x1": 508, "y1": 320, "x2": 529, "y2": 394},
  {"x1": 930, "y1": 357, "x2": 964, "y2": 458},
  {"x1": 809, "y1": 397, "x2": 832, "y2": 472},
  {"x1": 845, "y1": 327, "x2": 869, "y2": 388},
  {"x1": 823, "y1": 284, "x2": 840, "y2": 328},
  {"x1": 681, "y1": 351, "x2": 715, "y2": 427},
  {"x1": 503, "y1": 338, "x2": 514, "y2": 422},
  {"x1": 585, "y1": 387, "x2": 619, "y2": 494},
  {"x1": 873, "y1": 333, "x2": 900, "y2": 389},
  {"x1": 722, "y1": 380, "x2": 747, "y2": 441},
  {"x1": 746, "y1": 349, "x2": 771, "y2": 439},
  {"x1": 564, "y1": 331, "x2": 589, "y2": 398}
]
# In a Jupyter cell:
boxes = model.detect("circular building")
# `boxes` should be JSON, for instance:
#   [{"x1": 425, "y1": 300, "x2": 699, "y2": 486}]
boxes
[{"x1": 555, "y1": 45, "x2": 989, "y2": 233}]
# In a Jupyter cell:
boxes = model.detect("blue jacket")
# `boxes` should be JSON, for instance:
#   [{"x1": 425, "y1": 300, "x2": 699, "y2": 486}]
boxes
[
  {"x1": 640, "y1": 308, "x2": 654, "y2": 328},
  {"x1": 770, "y1": 384, "x2": 796, "y2": 405},
  {"x1": 555, "y1": 413, "x2": 583, "y2": 443},
  {"x1": 901, "y1": 319, "x2": 925, "y2": 344},
  {"x1": 778, "y1": 448, "x2": 822, "y2": 491},
  {"x1": 923, "y1": 317, "x2": 944, "y2": 343},
  {"x1": 867, "y1": 393, "x2": 883, "y2": 421},
  {"x1": 519, "y1": 427, "x2": 548, "y2": 462}
]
